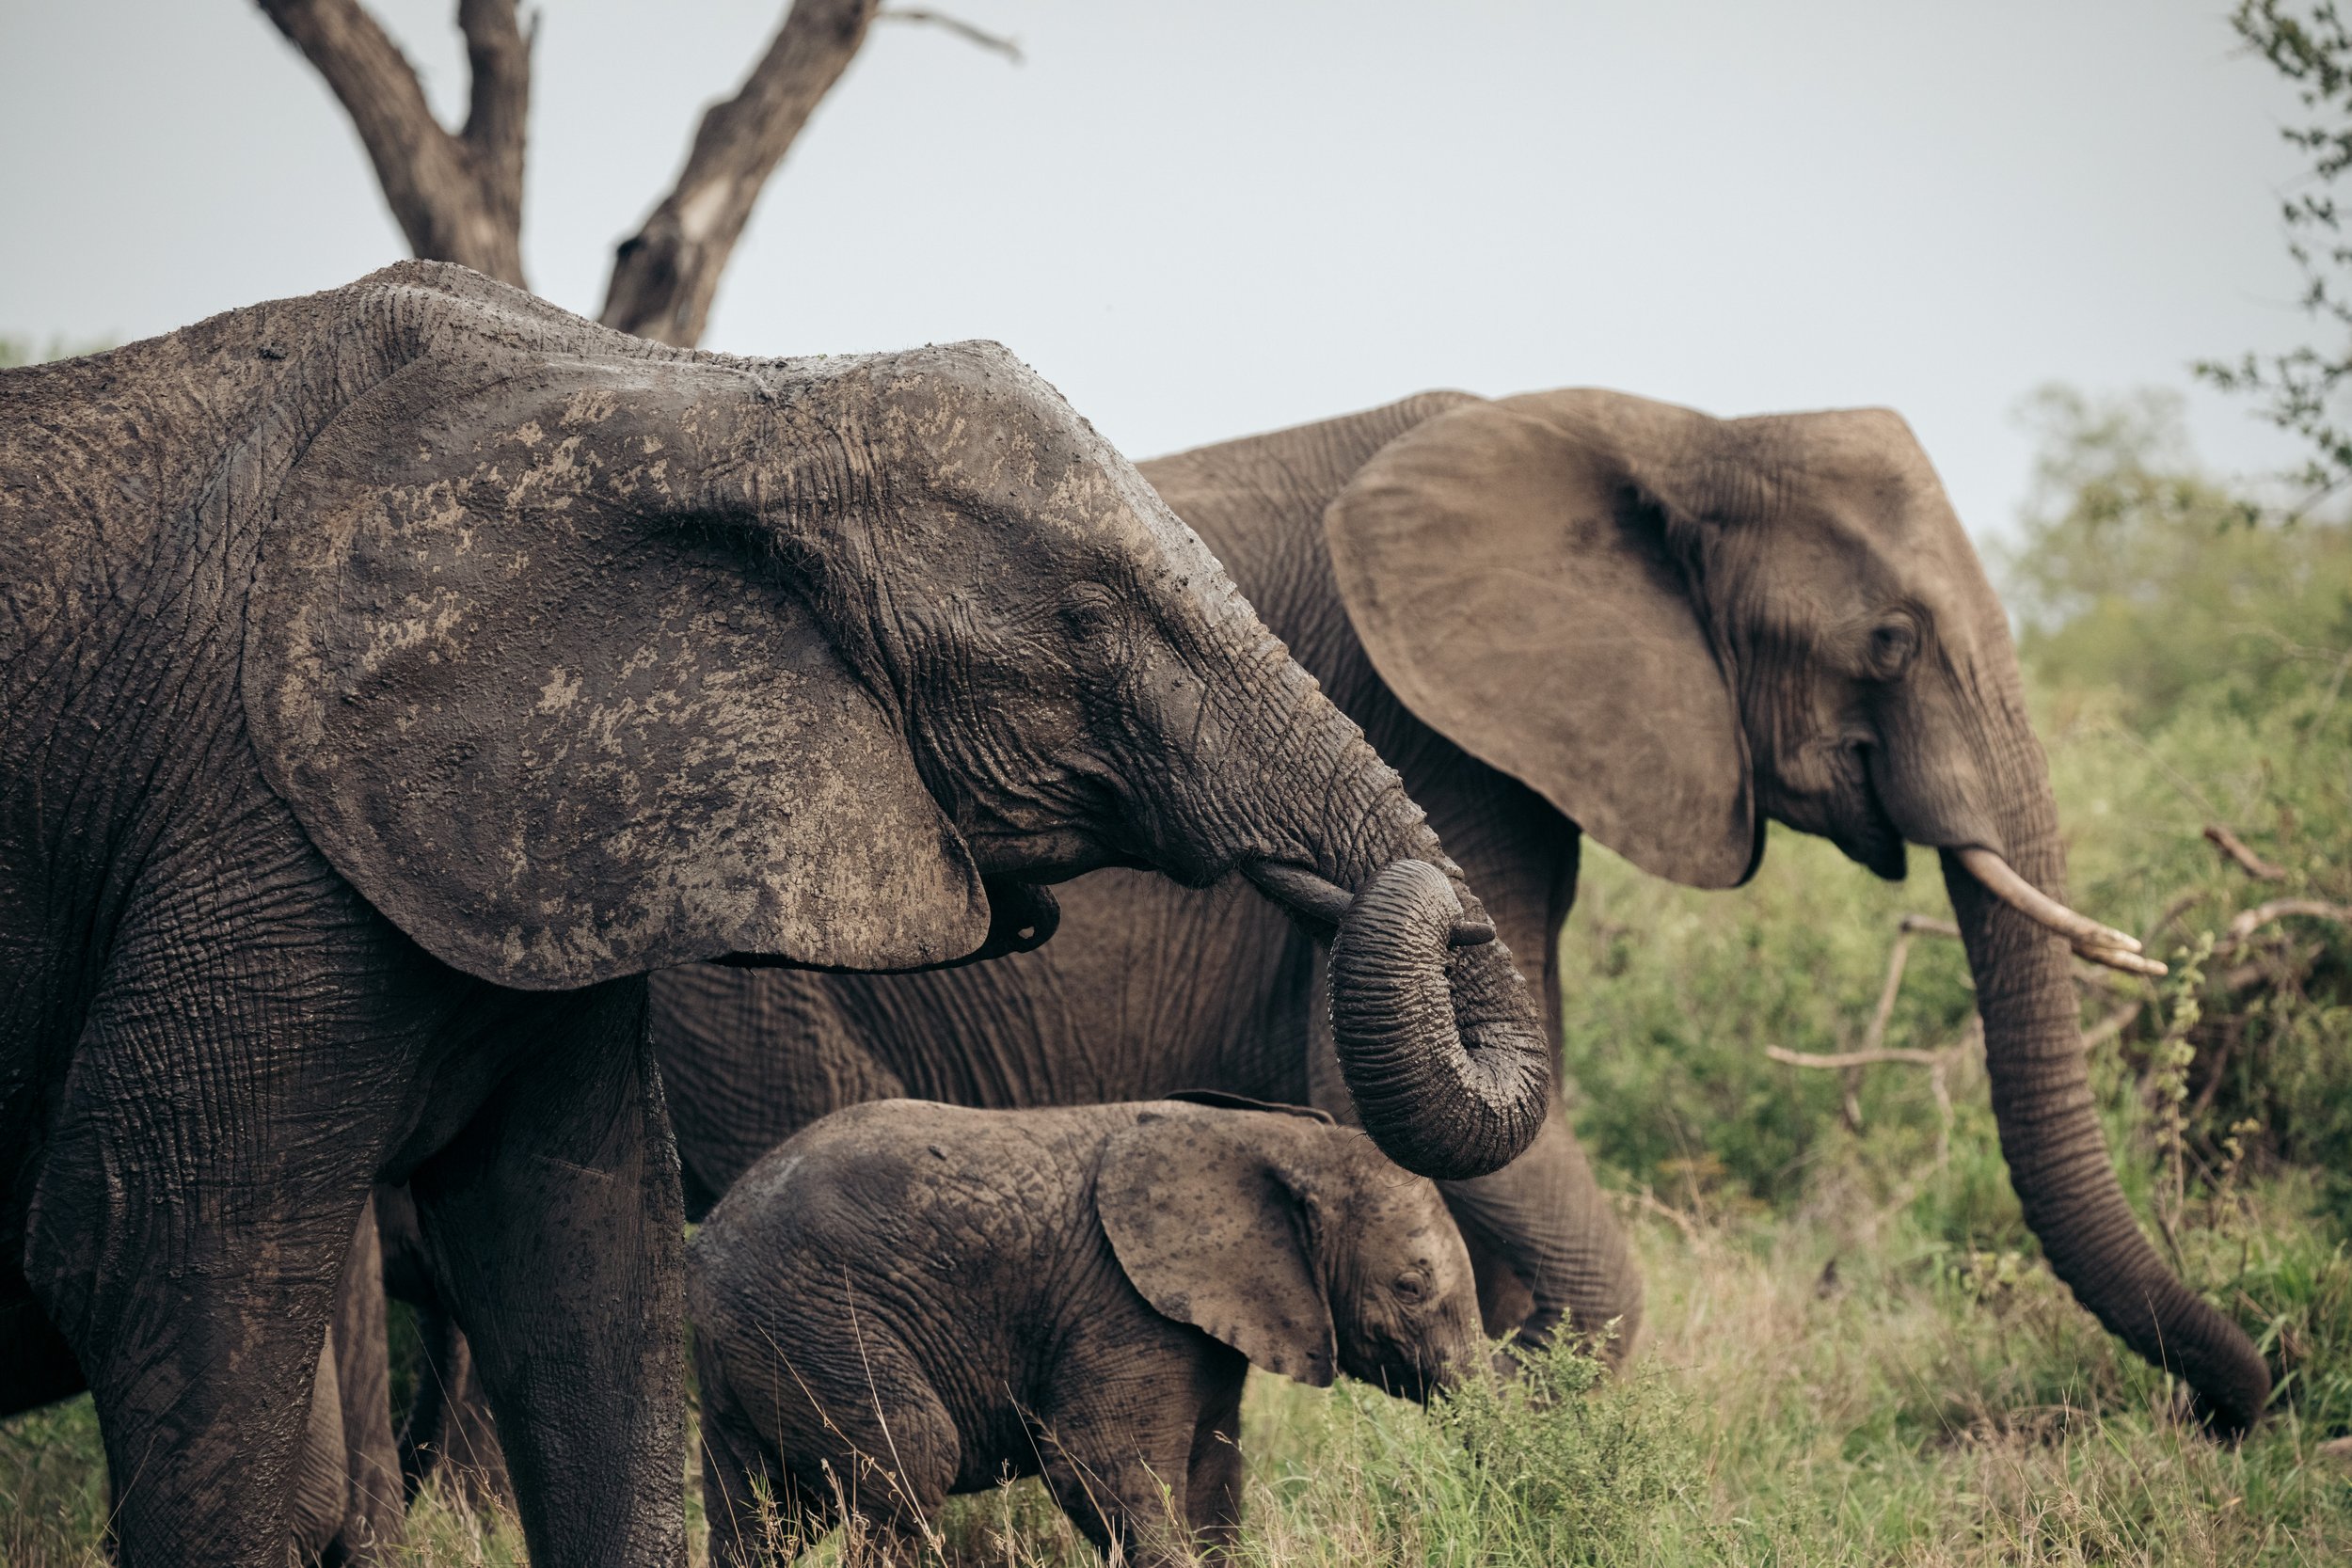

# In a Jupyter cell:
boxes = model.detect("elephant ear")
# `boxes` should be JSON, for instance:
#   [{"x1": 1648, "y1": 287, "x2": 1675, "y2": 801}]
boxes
[
  {"x1": 1324, "y1": 391, "x2": 1758, "y2": 888},
  {"x1": 246, "y1": 350, "x2": 991, "y2": 990},
  {"x1": 1097, "y1": 1108, "x2": 1336, "y2": 1386},
  {"x1": 1160, "y1": 1090, "x2": 1335, "y2": 1123}
]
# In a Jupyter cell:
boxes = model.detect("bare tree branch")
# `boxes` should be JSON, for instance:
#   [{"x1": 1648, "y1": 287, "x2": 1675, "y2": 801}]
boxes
[
  {"x1": 2224, "y1": 896, "x2": 2352, "y2": 943},
  {"x1": 601, "y1": 0, "x2": 883, "y2": 347},
  {"x1": 2203, "y1": 821, "x2": 2289, "y2": 881},
  {"x1": 457, "y1": 0, "x2": 532, "y2": 248},
  {"x1": 2080, "y1": 999, "x2": 2145, "y2": 1052},
  {"x1": 879, "y1": 7, "x2": 1024, "y2": 63},
  {"x1": 1897, "y1": 913, "x2": 1962, "y2": 940},
  {"x1": 258, "y1": 0, "x2": 532, "y2": 286},
  {"x1": 1767, "y1": 1043, "x2": 1954, "y2": 1071}
]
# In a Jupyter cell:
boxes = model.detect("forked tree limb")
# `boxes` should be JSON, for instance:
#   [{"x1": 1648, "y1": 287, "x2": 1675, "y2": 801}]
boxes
[
  {"x1": 456, "y1": 0, "x2": 531, "y2": 246},
  {"x1": 599, "y1": 0, "x2": 885, "y2": 346},
  {"x1": 270, "y1": 1, "x2": 1016, "y2": 349},
  {"x1": 257, "y1": 0, "x2": 533, "y2": 287}
]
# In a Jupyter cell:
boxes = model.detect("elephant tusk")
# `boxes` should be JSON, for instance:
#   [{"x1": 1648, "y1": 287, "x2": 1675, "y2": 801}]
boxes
[
  {"x1": 1954, "y1": 847, "x2": 2166, "y2": 976},
  {"x1": 1244, "y1": 862, "x2": 1495, "y2": 946},
  {"x1": 2079, "y1": 947, "x2": 2170, "y2": 979}
]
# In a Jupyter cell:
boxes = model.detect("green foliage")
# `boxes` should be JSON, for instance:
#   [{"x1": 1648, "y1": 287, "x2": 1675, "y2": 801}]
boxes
[
  {"x1": 0, "y1": 1397, "x2": 108, "y2": 1568},
  {"x1": 2199, "y1": 1, "x2": 2352, "y2": 502},
  {"x1": 1235, "y1": 1338, "x2": 1708, "y2": 1566},
  {"x1": 2003, "y1": 386, "x2": 2352, "y2": 731}
]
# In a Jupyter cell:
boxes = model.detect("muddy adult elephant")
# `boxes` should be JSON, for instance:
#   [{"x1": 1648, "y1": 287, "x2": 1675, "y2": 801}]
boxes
[
  {"x1": 649, "y1": 388, "x2": 2271, "y2": 1433},
  {"x1": 0, "y1": 266, "x2": 1550, "y2": 1568}
]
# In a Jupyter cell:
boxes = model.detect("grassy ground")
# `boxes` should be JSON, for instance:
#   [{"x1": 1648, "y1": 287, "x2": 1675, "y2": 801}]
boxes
[{"x1": 11, "y1": 1177, "x2": 2349, "y2": 1566}]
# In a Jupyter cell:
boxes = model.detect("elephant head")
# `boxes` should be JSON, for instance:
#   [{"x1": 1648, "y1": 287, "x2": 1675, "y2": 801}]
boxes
[
  {"x1": 1097, "y1": 1101, "x2": 1484, "y2": 1401},
  {"x1": 243, "y1": 264, "x2": 1545, "y2": 1180},
  {"x1": 1321, "y1": 389, "x2": 2269, "y2": 1429}
]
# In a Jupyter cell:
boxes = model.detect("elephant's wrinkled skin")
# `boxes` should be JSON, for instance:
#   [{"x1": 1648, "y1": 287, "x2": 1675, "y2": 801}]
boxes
[
  {"x1": 691, "y1": 1096, "x2": 1482, "y2": 1568},
  {"x1": 0, "y1": 267, "x2": 1549, "y2": 1568},
  {"x1": 655, "y1": 388, "x2": 2270, "y2": 1433}
]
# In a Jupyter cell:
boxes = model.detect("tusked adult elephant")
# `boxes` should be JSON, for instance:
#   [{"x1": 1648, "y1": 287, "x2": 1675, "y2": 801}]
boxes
[
  {"x1": 648, "y1": 388, "x2": 2272, "y2": 1435},
  {"x1": 0, "y1": 266, "x2": 1550, "y2": 1568}
]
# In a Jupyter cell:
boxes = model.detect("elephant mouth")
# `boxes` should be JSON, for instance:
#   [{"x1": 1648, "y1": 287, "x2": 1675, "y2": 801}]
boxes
[
  {"x1": 977, "y1": 877, "x2": 1060, "y2": 954},
  {"x1": 1821, "y1": 747, "x2": 1909, "y2": 881},
  {"x1": 1242, "y1": 860, "x2": 1495, "y2": 947}
]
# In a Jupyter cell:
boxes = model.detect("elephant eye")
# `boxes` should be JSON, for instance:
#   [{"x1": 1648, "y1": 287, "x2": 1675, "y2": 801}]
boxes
[
  {"x1": 1866, "y1": 616, "x2": 1919, "y2": 679},
  {"x1": 1392, "y1": 1269, "x2": 1429, "y2": 1303},
  {"x1": 1058, "y1": 582, "x2": 1124, "y2": 643}
]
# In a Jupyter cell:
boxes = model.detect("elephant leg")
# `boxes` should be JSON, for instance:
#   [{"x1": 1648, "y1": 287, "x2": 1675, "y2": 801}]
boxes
[
  {"x1": 291, "y1": 1205, "x2": 408, "y2": 1566},
  {"x1": 1035, "y1": 1385, "x2": 1200, "y2": 1568},
  {"x1": 0, "y1": 1281, "x2": 83, "y2": 1415},
  {"x1": 1183, "y1": 1367, "x2": 1247, "y2": 1555},
  {"x1": 395, "y1": 1305, "x2": 512, "y2": 1510},
  {"x1": 370, "y1": 1179, "x2": 511, "y2": 1508},
  {"x1": 1438, "y1": 1099, "x2": 1643, "y2": 1366},
  {"x1": 696, "y1": 1377, "x2": 834, "y2": 1568},
  {"x1": 287, "y1": 1313, "x2": 353, "y2": 1562},
  {"x1": 1458, "y1": 1223, "x2": 1537, "y2": 1338},
  {"x1": 407, "y1": 978, "x2": 687, "y2": 1568},
  {"x1": 24, "y1": 929, "x2": 411, "y2": 1567},
  {"x1": 314, "y1": 1196, "x2": 405, "y2": 1563}
]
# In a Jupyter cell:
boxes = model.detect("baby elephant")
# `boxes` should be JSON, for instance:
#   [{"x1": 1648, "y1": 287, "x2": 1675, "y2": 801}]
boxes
[{"x1": 690, "y1": 1095, "x2": 1483, "y2": 1566}]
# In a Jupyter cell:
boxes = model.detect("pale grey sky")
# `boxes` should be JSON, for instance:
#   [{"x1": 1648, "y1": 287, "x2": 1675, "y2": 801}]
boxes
[{"x1": 0, "y1": 2, "x2": 2320, "y2": 539}]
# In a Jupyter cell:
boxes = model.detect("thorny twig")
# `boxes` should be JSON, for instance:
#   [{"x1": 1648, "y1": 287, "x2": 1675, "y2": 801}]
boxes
[
  {"x1": 879, "y1": 6, "x2": 1024, "y2": 61},
  {"x1": 1772, "y1": 912, "x2": 1966, "y2": 1133},
  {"x1": 2205, "y1": 822, "x2": 2288, "y2": 881}
]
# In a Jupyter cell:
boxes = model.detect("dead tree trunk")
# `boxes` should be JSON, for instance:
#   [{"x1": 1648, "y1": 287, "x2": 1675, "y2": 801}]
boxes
[
  {"x1": 259, "y1": 0, "x2": 1013, "y2": 347},
  {"x1": 600, "y1": 0, "x2": 880, "y2": 346},
  {"x1": 259, "y1": 0, "x2": 531, "y2": 287}
]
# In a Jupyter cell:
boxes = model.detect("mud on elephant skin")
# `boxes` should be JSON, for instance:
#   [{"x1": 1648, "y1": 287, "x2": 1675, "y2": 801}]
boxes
[
  {"x1": 649, "y1": 385, "x2": 2269, "y2": 1436},
  {"x1": 0, "y1": 264, "x2": 1551, "y2": 1567},
  {"x1": 690, "y1": 1096, "x2": 1483, "y2": 1568}
]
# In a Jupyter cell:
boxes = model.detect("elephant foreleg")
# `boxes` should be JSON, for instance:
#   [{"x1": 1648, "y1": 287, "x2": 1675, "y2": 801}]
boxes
[
  {"x1": 407, "y1": 979, "x2": 687, "y2": 1568},
  {"x1": 394, "y1": 1304, "x2": 512, "y2": 1510},
  {"x1": 24, "y1": 912, "x2": 413, "y2": 1567},
  {"x1": 291, "y1": 1199, "x2": 405, "y2": 1565},
  {"x1": 1438, "y1": 1100, "x2": 1643, "y2": 1367}
]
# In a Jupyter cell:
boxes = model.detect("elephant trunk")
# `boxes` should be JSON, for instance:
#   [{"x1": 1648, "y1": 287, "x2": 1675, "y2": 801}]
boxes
[
  {"x1": 1318, "y1": 860, "x2": 1551, "y2": 1183},
  {"x1": 1184, "y1": 610, "x2": 1546, "y2": 1182},
  {"x1": 1947, "y1": 757, "x2": 2270, "y2": 1433}
]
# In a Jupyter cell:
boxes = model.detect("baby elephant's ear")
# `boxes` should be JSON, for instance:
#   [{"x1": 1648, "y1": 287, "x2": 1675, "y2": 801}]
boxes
[
  {"x1": 1097, "y1": 1110, "x2": 1336, "y2": 1386},
  {"x1": 1158, "y1": 1090, "x2": 1335, "y2": 1123}
]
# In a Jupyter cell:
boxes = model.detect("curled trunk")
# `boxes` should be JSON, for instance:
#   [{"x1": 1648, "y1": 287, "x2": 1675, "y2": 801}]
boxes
[
  {"x1": 1947, "y1": 823, "x2": 2271, "y2": 1432},
  {"x1": 1325, "y1": 861, "x2": 1551, "y2": 1182}
]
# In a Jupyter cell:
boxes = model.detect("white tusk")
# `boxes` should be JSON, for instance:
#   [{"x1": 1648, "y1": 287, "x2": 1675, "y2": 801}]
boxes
[
  {"x1": 1954, "y1": 847, "x2": 2154, "y2": 971},
  {"x1": 2077, "y1": 946, "x2": 2169, "y2": 979}
]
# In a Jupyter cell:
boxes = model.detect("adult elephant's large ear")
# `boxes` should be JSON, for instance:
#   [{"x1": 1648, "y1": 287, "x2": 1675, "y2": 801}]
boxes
[
  {"x1": 1324, "y1": 390, "x2": 1758, "y2": 888},
  {"x1": 246, "y1": 351, "x2": 991, "y2": 990}
]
